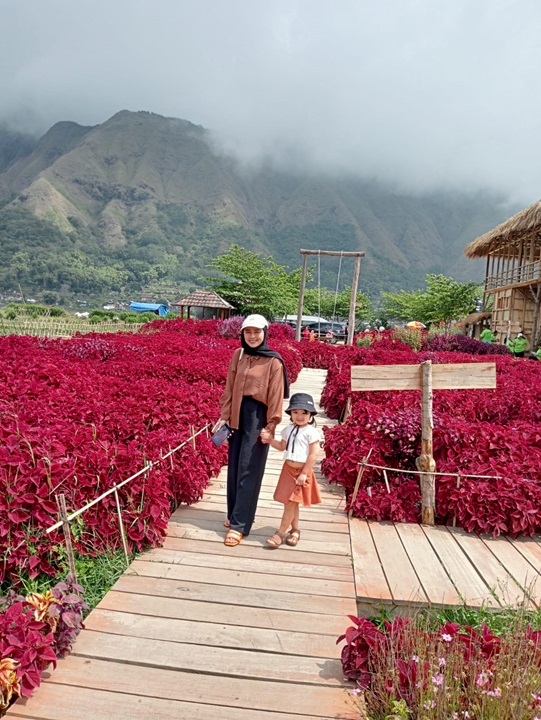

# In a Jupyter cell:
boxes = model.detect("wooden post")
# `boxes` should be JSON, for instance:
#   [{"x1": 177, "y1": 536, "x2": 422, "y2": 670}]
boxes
[
  {"x1": 113, "y1": 485, "x2": 130, "y2": 569},
  {"x1": 347, "y1": 254, "x2": 362, "y2": 345},
  {"x1": 416, "y1": 361, "x2": 436, "y2": 525},
  {"x1": 452, "y1": 475, "x2": 461, "y2": 527},
  {"x1": 56, "y1": 493, "x2": 77, "y2": 582},
  {"x1": 190, "y1": 424, "x2": 196, "y2": 450},
  {"x1": 348, "y1": 450, "x2": 372, "y2": 518},
  {"x1": 295, "y1": 254, "x2": 309, "y2": 342}
]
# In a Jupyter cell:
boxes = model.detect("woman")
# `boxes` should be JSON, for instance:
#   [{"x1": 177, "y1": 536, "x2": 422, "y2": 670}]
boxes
[{"x1": 218, "y1": 314, "x2": 289, "y2": 546}]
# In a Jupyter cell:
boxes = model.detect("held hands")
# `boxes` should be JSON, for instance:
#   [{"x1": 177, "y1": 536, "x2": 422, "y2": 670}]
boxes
[
  {"x1": 296, "y1": 473, "x2": 308, "y2": 486},
  {"x1": 260, "y1": 428, "x2": 272, "y2": 444}
]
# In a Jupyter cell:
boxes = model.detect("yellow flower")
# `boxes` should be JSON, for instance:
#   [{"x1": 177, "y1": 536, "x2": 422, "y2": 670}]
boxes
[
  {"x1": 0, "y1": 657, "x2": 21, "y2": 711},
  {"x1": 25, "y1": 590, "x2": 61, "y2": 630}
]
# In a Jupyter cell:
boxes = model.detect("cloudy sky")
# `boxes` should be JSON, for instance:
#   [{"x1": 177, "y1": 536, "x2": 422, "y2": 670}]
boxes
[{"x1": 2, "y1": 0, "x2": 540, "y2": 204}]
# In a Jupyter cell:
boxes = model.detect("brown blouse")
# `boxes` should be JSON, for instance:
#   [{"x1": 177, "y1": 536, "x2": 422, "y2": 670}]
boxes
[{"x1": 220, "y1": 348, "x2": 284, "y2": 433}]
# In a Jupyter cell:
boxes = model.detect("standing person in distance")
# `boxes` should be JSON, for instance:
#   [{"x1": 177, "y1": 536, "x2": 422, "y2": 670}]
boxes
[
  {"x1": 512, "y1": 332, "x2": 528, "y2": 358},
  {"x1": 480, "y1": 324, "x2": 496, "y2": 343},
  {"x1": 261, "y1": 393, "x2": 321, "y2": 548},
  {"x1": 218, "y1": 314, "x2": 289, "y2": 547}
]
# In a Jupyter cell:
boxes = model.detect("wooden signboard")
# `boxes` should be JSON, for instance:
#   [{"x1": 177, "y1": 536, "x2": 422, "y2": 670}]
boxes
[
  {"x1": 351, "y1": 362, "x2": 496, "y2": 392},
  {"x1": 350, "y1": 361, "x2": 497, "y2": 524}
]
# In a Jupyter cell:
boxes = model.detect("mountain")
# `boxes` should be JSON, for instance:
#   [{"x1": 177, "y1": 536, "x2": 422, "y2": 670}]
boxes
[{"x1": 0, "y1": 110, "x2": 515, "y2": 302}]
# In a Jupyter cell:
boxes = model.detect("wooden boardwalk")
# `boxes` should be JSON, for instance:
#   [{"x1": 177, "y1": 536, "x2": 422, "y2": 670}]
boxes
[
  {"x1": 8, "y1": 366, "x2": 541, "y2": 719},
  {"x1": 7, "y1": 369, "x2": 358, "y2": 720},
  {"x1": 351, "y1": 518, "x2": 541, "y2": 615}
]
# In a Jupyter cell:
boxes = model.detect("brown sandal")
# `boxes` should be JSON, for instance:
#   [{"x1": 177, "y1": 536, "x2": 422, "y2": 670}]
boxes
[
  {"x1": 224, "y1": 529, "x2": 243, "y2": 546},
  {"x1": 286, "y1": 529, "x2": 301, "y2": 546},
  {"x1": 266, "y1": 531, "x2": 284, "y2": 548}
]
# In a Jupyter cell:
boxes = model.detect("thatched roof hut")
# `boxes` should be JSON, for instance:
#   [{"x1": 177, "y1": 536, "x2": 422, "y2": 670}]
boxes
[
  {"x1": 171, "y1": 289, "x2": 234, "y2": 320},
  {"x1": 464, "y1": 199, "x2": 541, "y2": 258},
  {"x1": 463, "y1": 198, "x2": 541, "y2": 347}
]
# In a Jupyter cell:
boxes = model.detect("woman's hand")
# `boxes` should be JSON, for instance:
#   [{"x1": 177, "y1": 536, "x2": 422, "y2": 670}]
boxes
[
  {"x1": 213, "y1": 419, "x2": 226, "y2": 433},
  {"x1": 296, "y1": 473, "x2": 308, "y2": 486},
  {"x1": 260, "y1": 428, "x2": 272, "y2": 444}
]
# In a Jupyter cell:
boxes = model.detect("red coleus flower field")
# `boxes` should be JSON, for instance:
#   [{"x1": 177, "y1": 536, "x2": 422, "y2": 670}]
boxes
[
  {"x1": 0, "y1": 318, "x2": 301, "y2": 585},
  {"x1": 321, "y1": 336, "x2": 541, "y2": 536},
  {"x1": 2, "y1": 321, "x2": 541, "y2": 710}
]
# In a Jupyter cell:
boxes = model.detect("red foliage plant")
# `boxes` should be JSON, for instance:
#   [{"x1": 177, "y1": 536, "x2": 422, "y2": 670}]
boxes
[
  {"x1": 320, "y1": 345, "x2": 541, "y2": 536},
  {"x1": 338, "y1": 614, "x2": 541, "y2": 716},
  {"x1": 0, "y1": 576, "x2": 86, "y2": 707},
  {"x1": 0, "y1": 320, "x2": 301, "y2": 584}
]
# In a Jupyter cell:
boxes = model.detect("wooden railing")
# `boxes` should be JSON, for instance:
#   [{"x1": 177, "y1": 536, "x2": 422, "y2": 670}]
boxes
[{"x1": 485, "y1": 260, "x2": 541, "y2": 291}]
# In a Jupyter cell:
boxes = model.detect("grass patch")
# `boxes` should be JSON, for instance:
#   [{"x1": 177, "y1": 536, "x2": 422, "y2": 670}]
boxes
[{"x1": 3, "y1": 548, "x2": 133, "y2": 614}]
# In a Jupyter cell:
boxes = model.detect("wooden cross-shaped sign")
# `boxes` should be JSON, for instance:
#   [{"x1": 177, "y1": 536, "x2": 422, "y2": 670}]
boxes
[{"x1": 350, "y1": 360, "x2": 496, "y2": 524}]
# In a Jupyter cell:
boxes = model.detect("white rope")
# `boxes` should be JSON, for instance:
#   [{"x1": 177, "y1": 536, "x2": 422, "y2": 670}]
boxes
[
  {"x1": 46, "y1": 423, "x2": 210, "y2": 533},
  {"x1": 357, "y1": 458, "x2": 537, "y2": 484},
  {"x1": 332, "y1": 252, "x2": 343, "y2": 321}
]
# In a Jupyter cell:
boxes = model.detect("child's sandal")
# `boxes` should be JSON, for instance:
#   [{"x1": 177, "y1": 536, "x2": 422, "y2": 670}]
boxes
[
  {"x1": 285, "y1": 529, "x2": 301, "y2": 546},
  {"x1": 266, "y1": 531, "x2": 284, "y2": 548}
]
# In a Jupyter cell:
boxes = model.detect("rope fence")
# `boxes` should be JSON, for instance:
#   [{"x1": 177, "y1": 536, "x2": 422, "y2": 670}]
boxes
[
  {"x1": 46, "y1": 423, "x2": 211, "y2": 581},
  {"x1": 349, "y1": 451, "x2": 537, "y2": 522}
]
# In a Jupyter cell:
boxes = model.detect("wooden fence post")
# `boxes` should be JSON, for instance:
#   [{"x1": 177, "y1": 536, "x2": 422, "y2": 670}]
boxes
[
  {"x1": 417, "y1": 360, "x2": 436, "y2": 525},
  {"x1": 348, "y1": 449, "x2": 373, "y2": 518},
  {"x1": 56, "y1": 493, "x2": 77, "y2": 582},
  {"x1": 113, "y1": 484, "x2": 130, "y2": 569}
]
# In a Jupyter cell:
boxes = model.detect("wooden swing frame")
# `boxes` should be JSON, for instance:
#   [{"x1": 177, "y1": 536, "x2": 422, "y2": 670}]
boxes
[{"x1": 295, "y1": 249, "x2": 365, "y2": 344}]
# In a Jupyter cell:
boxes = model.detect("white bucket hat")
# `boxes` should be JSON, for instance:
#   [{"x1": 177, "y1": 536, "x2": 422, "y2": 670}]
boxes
[{"x1": 241, "y1": 314, "x2": 268, "y2": 330}]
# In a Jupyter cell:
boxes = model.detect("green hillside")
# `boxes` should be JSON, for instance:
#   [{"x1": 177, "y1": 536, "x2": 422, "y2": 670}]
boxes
[{"x1": 0, "y1": 110, "x2": 514, "y2": 303}]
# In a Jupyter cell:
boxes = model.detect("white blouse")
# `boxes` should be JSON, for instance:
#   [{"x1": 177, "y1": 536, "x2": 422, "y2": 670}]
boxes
[{"x1": 281, "y1": 424, "x2": 321, "y2": 463}]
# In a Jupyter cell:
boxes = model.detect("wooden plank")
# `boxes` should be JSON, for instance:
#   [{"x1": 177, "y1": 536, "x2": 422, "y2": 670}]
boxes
[
  {"x1": 367, "y1": 522, "x2": 427, "y2": 605},
  {"x1": 162, "y1": 536, "x2": 353, "y2": 568},
  {"x1": 508, "y1": 537, "x2": 541, "y2": 606},
  {"x1": 349, "y1": 518, "x2": 392, "y2": 602},
  {"x1": 482, "y1": 536, "x2": 541, "y2": 607},
  {"x1": 205, "y1": 488, "x2": 346, "y2": 509},
  {"x1": 172, "y1": 507, "x2": 349, "y2": 533},
  {"x1": 165, "y1": 525, "x2": 351, "y2": 556},
  {"x1": 197, "y1": 493, "x2": 347, "y2": 514},
  {"x1": 183, "y1": 499, "x2": 349, "y2": 523},
  {"x1": 145, "y1": 546, "x2": 354, "y2": 582},
  {"x1": 447, "y1": 527, "x2": 530, "y2": 607},
  {"x1": 129, "y1": 557, "x2": 354, "y2": 598},
  {"x1": 395, "y1": 523, "x2": 462, "y2": 605},
  {"x1": 71, "y1": 630, "x2": 345, "y2": 686},
  {"x1": 113, "y1": 571, "x2": 357, "y2": 616},
  {"x1": 86, "y1": 608, "x2": 340, "y2": 658},
  {"x1": 99, "y1": 588, "x2": 351, "y2": 636},
  {"x1": 6, "y1": 663, "x2": 355, "y2": 719},
  {"x1": 422, "y1": 525, "x2": 500, "y2": 607},
  {"x1": 167, "y1": 516, "x2": 350, "y2": 541},
  {"x1": 351, "y1": 362, "x2": 496, "y2": 391}
]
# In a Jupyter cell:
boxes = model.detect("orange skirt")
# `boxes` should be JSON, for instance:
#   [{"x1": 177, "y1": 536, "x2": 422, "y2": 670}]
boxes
[{"x1": 273, "y1": 462, "x2": 322, "y2": 507}]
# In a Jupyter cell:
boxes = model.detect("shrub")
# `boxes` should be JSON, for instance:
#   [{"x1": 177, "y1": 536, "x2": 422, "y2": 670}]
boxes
[
  {"x1": 424, "y1": 333, "x2": 511, "y2": 356},
  {"x1": 217, "y1": 315, "x2": 244, "y2": 338},
  {"x1": 340, "y1": 614, "x2": 541, "y2": 720},
  {"x1": 0, "y1": 577, "x2": 87, "y2": 712}
]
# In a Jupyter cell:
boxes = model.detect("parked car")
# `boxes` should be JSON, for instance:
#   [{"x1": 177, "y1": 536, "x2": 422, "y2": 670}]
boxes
[{"x1": 305, "y1": 321, "x2": 347, "y2": 342}]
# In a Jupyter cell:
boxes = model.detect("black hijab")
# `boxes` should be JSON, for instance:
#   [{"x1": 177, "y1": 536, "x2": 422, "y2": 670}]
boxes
[{"x1": 241, "y1": 328, "x2": 290, "y2": 399}]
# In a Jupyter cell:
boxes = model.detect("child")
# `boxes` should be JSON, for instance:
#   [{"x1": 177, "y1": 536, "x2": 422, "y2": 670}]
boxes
[{"x1": 260, "y1": 392, "x2": 321, "y2": 548}]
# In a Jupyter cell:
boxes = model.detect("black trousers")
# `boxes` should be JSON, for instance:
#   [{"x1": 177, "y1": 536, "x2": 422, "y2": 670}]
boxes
[{"x1": 227, "y1": 396, "x2": 269, "y2": 536}]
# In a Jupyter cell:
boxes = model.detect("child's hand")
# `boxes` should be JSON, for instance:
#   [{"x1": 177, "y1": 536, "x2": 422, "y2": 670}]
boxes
[
  {"x1": 260, "y1": 428, "x2": 272, "y2": 444},
  {"x1": 296, "y1": 473, "x2": 307, "y2": 486}
]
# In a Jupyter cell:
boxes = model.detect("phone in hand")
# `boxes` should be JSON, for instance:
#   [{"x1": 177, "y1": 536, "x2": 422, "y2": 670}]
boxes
[{"x1": 211, "y1": 423, "x2": 233, "y2": 447}]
